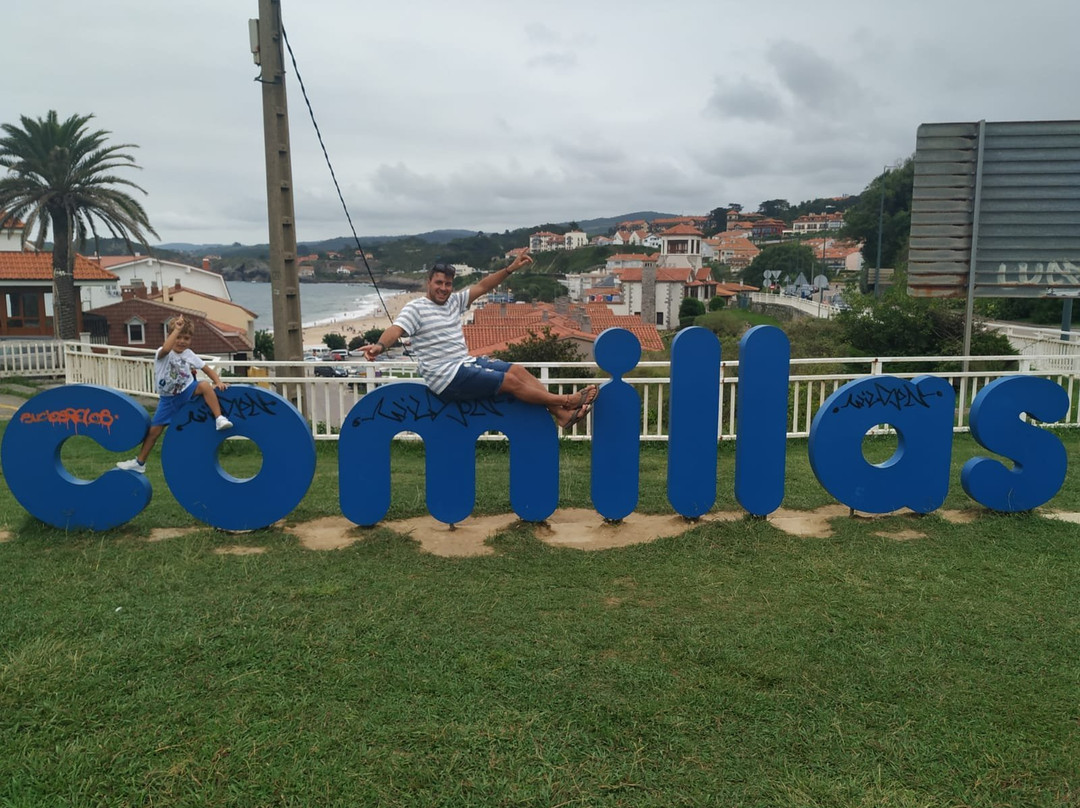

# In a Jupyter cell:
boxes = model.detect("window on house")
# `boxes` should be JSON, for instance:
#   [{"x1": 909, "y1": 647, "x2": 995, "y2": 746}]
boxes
[
  {"x1": 5, "y1": 292, "x2": 41, "y2": 328},
  {"x1": 126, "y1": 318, "x2": 146, "y2": 344}
]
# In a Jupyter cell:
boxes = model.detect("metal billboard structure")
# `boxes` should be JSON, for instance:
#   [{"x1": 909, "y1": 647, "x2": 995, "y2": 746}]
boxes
[{"x1": 908, "y1": 120, "x2": 1080, "y2": 300}]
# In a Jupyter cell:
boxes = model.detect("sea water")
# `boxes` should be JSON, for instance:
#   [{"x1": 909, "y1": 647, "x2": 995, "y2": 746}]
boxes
[{"x1": 225, "y1": 281, "x2": 403, "y2": 330}]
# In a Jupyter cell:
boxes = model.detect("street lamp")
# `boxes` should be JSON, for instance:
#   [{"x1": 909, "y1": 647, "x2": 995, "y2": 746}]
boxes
[
  {"x1": 874, "y1": 163, "x2": 903, "y2": 297},
  {"x1": 873, "y1": 167, "x2": 888, "y2": 297}
]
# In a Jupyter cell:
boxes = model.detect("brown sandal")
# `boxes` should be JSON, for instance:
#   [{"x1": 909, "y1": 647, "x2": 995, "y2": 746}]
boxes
[
  {"x1": 564, "y1": 402, "x2": 592, "y2": 428},
  {"x1": 566, "y1": 385, "x2": 598, "y2": 410}
]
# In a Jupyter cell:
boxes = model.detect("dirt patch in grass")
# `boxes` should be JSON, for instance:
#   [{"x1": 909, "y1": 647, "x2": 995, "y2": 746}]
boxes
[
  {"x1": 939, "y1": 509, "x2": 980, "y2": 524},
  {"x1": 161, "y1": 509, "x2": 1080, "y2": 557},
  {"x1": 536, "y1": 508, "x2": 741, "y2": 550},
  {"x1": 285, "y1": 516, "x2": 365, "y2": 551},
  {"x1": 385, "y1": 514, "x2": 516, "y2": 557},
  {"x1": 0, "y1": 529, "x2": 10, "y2": 543},
  {"x1": 213, "y1": 545, "x2": 268, "y2": 555},
  {"x1": 1042, "y1": 510, "x2": 1080, "y2": 525},
  {"x1": 768, "y1": 504, "x2": 851, "y2": 538},
  {"x1": 146, "y1": 527, "x2": 201, "y2": 543},
  {"x1": 874, "y1": 529, "x2": 927, "y2": 541}
]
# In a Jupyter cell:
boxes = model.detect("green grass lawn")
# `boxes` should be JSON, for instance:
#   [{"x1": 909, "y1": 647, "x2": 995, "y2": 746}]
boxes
[{"x1": 1, "y1": 427, "x2": 1078, "y2": 806}]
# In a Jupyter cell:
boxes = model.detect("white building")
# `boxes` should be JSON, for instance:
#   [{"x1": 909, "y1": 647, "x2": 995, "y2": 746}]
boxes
[
  {"x1": 609, "y1": 264, "x2": 691, "y2": 330},
  {"x1": 563, "y1": 230, "x2": 588, "y2": 250},
  {"x1": 563, "y1": 269, "x2": 612, "y2": 301},
  {"x1": 82, "y1": 256, "x2": 231, "y2": 312},
  {"x1": 0, "y1": 216, "x2": 25, "y2": 252},
  {"x1": 656, "y1": 224, "x2": 704, "y2": 272}
]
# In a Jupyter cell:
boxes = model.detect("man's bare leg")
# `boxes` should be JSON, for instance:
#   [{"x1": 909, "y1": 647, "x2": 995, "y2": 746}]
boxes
[{"x1": 496, "y1": 365, "x2": 597, "y2": 426}]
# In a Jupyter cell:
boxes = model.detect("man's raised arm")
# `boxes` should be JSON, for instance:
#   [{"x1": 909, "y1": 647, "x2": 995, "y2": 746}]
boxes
[{"x1": 467, "y1": 251, "x2": 534, "y2": 305}]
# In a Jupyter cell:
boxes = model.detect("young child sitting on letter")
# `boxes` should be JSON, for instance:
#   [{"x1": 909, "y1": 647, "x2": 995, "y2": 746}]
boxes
[{"x1": 116, "y1": 314, "x2": 232, "y2": 473}]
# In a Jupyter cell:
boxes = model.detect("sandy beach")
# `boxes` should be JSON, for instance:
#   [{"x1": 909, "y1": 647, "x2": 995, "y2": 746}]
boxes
[{"x1": 302, "y1": 291, "x2": 421, "y2": 350}]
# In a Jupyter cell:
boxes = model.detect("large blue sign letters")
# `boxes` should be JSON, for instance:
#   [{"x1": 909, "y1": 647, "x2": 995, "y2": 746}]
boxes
[{"x1": 0, "y1": 327, "x2": 1069, "y2": 531}]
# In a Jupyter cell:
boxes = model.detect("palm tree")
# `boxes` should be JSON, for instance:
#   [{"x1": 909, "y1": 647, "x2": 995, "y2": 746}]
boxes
[{"x1": 0, "y1": 111, "x2": 158, "y2": 339}]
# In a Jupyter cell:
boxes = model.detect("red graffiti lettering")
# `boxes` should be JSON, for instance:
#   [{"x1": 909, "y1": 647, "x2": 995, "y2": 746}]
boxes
[{"x1": 19, "y1": 408, "x2": 117, "y2": 433}]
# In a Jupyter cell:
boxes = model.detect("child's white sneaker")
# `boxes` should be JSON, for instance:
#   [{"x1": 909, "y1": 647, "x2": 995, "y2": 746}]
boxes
[
  {"x1": 116, "y1": 458, "x2": 146, "y2": 473},
  {"x1": 215, "y1": 415, "x2": 233, "y2": 431}
]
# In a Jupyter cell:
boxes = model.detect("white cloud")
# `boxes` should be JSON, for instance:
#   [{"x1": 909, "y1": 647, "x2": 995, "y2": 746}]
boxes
[{"x1": 3, "y1": 0, "x2": 1079, "y2": 243}]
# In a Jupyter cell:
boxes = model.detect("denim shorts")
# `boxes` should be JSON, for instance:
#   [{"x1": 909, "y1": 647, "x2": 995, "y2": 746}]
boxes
[
  {"x1": 439, "y1": 357, "x2": 512, "y2": 402},
  {"x1": 151, "y1": 380, "x2": 198, "y2": 426}
]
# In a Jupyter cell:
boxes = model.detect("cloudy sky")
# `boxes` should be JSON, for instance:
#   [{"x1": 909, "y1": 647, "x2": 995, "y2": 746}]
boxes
[{"x1": 4, "y1": 0, "x2": 1078, "y2": 246}]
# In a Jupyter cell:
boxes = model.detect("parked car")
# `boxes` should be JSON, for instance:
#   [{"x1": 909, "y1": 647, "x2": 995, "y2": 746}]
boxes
[
  {"x1": 313, "y1": 364, "x2": 348, "y2": 378},
  {"x1": 327, "y1": 349, "x2": 349, "y2": 361}
]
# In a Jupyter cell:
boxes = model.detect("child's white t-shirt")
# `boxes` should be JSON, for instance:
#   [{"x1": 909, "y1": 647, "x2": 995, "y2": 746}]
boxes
[{"x1": 154, "y1": 347, "x2": 206, "y2": 397}]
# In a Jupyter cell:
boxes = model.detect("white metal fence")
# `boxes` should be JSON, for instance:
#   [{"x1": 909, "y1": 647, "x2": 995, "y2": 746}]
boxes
[
  {"x1": 58, "y1": 341, "x2": 1080, "y2": 441},
  {"x1": 0, "y1": 340, "x2": 65, "y2": 378},
  {"x1": 983, "y1": 323, "x2": 1080, "y2": 374},
  {"x1": 748, "y1": 290, "x2": 843, "y2": 319}
]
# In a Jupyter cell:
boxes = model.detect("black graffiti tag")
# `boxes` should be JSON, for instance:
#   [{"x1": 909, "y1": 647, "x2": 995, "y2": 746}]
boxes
[
  {"x1": 174, "y1": 390, "x2": 280, "y2": 432},
  {"x1": 353, "y1": 389, "x2": 511, "y2": 429},
  {"x1": 832, "y1": 380, "x2": 943, "y2": 415}
]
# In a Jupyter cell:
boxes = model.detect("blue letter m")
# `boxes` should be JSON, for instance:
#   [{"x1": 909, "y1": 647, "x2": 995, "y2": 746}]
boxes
[{"x1": 339, "y1": 382, "x2": 559, "y2": 525}]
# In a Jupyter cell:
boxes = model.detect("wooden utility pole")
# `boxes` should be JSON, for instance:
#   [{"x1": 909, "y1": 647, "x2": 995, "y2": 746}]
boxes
[{"x1": 252, "y1": 0, "x2": 303, "y2": 361}]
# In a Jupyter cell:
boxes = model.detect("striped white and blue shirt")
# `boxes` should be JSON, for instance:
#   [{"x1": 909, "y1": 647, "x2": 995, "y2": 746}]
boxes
[{"x1": 394, "y1": 290, "x2": 474, "y2": 394}]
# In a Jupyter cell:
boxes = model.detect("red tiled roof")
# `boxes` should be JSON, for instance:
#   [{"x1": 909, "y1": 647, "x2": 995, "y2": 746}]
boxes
[
  {"x1": 464, "y1": 301, "x2": 664, "y2": 355},
  {"x1": 618, "y1": 267, "x2": 692, "y2": 283},
  {"x1": 0, "y1": 252, "x2": 117, "y2": 282},
  {"x1": 716, "y1": 282, "x2": 760, "y2": 293},
  {"x1": 86, "y1": 297, "x2": 252, "y2": 353},
  {"x1": 88, "y1": 255, "x2": 143, "y2": 269},
  {"x1": 660, "y1": 224, "x2": 704, "y2": 237},
  {"x1": 610, "y1": 324, "x2": 664, "y2": 351}
]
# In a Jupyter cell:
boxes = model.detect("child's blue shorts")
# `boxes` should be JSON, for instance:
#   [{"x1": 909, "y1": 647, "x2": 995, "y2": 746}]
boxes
[{"x1": 151, "y1": 380, "x2": 198, "y2": 426}]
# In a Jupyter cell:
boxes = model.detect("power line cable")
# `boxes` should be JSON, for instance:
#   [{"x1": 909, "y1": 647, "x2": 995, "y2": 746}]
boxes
[{"x1": 280, "y1": 23, "x2": 394, "y2": 327}]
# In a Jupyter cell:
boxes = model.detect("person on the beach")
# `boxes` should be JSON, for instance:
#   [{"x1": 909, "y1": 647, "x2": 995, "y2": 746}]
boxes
[
  {"x1": 116, "y1": 315, "x2": 233, "y2": 473},
  {"x1": 360, "y1": 252, "x2": 597, "y2": 427}
]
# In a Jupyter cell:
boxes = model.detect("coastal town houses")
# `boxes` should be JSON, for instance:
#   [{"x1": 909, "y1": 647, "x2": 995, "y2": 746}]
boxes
[
  {"x1": 528, "y1": 229, "x2": 587, "y2": 252},
  {"x1": 650, "y1": 215, "x2": 708, "y2": 233},
  {"x1": 0, "y1": 214, "x2": 119, "y2": 337},
  {"x1": 705, "y1": 232, "x2": 760, "y2": 271},
  {"x1": 792, "y1": 212, "x2": 845, "y2": 233},
  {"x1": 83, "y1": 255, "x2": 231, "y2": 311},
  {"x1": 464, "y1": 298, "x2": 663, "y2": 360},
  {"x1": 145, "y1": 281, "x2": 257, "y2": 345},
  {"x1": 0, "y1": 251, "x2": 118, "y2": 338},
  {"x1": 563, "y1": 230, "x2": 588, "y2": 250},
  {"x1": 555, "y1": 230, "x2": 758, "y2": 330},
  {"x1": 81, "y1": 254, "x2": 256, "y2": 351},
  {"x1": 751, "y1": 218, "x2": 786, "y2": 240},
  {"x1": 656, "y1": 224, "x2": 704, "y2": 273},
  {"x1": 85, "y1": 279, "x2": 253, "y2": 359},
  {"x1": 612, "y1": 264, "x2": 713, "y2": 329},
  {"x1": 611, "y1": 228, "x2": 647, "y2": 247},
  {"x1": 803, "y1": 237, "x2": 865, "y2": 275}
]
